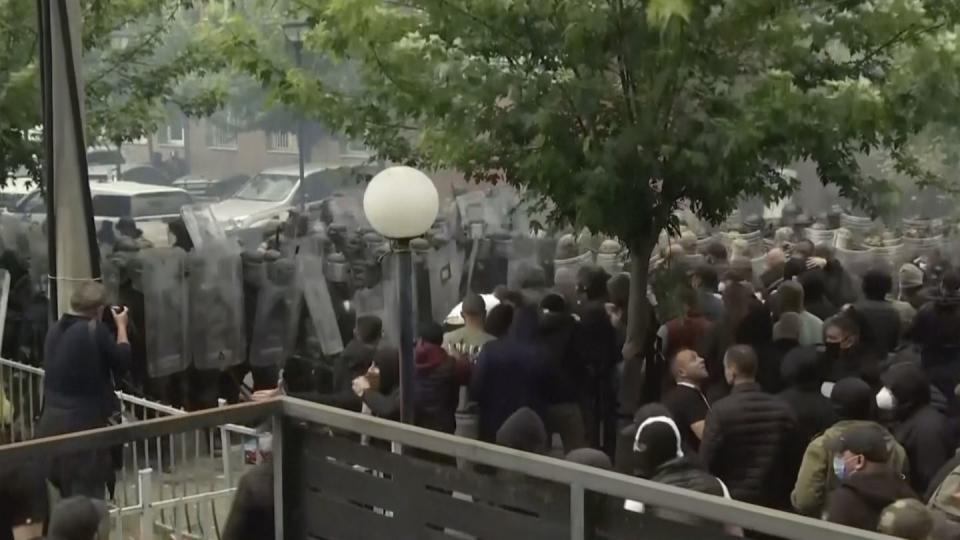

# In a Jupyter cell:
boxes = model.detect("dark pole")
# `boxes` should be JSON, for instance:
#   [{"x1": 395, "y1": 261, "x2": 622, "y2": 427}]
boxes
[
  {"x1": 397, "y1": 239, "x2": 415, "y2": 425},
  {"x1": 294, "y1": 40, "x2": 306, "y2": 217}
]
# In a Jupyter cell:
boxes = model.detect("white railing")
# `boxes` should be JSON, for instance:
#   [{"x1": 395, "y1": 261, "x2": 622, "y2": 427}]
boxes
[{"x1": 0, "y1": 357, "x2": 263, "y2": 539}]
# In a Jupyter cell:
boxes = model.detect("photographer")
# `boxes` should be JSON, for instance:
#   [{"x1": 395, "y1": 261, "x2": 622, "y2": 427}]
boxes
[{"x1": 37, "y1": 280, "x2": 130, "y2": 499}]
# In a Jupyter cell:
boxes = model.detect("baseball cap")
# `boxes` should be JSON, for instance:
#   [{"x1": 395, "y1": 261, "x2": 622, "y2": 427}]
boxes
[
  {"x1": 899, "y1": 263, "x2": 924, "y2": 290},
  {"x1": 48, "y1": 496, "x2": 109, "y2": 540},
  {"x1": 828, "y1": 424, "x2": 890, "y2": 463}
]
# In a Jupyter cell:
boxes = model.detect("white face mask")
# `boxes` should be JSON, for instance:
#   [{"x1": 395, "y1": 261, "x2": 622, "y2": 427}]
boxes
[{"x1": 876, "y1": 387, "x2": 897, "y2": 411}]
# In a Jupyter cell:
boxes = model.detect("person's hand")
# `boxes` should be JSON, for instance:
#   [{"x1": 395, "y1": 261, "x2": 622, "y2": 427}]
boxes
[
  {"x1": 806, "y1": 257, "x2": 827, "y2": 269},
  {"x1": 252, "y1": 388, "x2": 281, "y2": 401},
  {"x1": 365, "y1": 365, "x2": 382, "y2": 391},
  {"x1": 111, "y1": 306, "x2": 129, "y2": 328},
  {"x1": 352, "y1": 376, "x2": 371, "y2": 397}
]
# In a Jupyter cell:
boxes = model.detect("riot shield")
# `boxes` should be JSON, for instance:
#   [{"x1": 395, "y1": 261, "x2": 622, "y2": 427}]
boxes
[
  {"x1": 181, "y1": 204, "x2": 226, "y2": 250},
  {"x1": 187, "y1": 243, "x2": 246, "y2": 371},
  {"x1": 297, "y1": 254, "x2": 344, "y2": 356},
  {"x1": 26, "y1": 223, "x2": 47, "y2": 294},
  {"x1": 352, "y1": 254, "x2": 403, "y2": 345},
  {"x1": 249, "y1": 258, "x2": 303, "y2": 368},
  {"x1": 426, "y1": 239, "x2": 464, "y2": 323},
  {"x1": 141, "y1": 248, "x2": 190, "y2": 378},
  {"x1": 507, "y1": 235, "x2": 543, "y2": 290}
]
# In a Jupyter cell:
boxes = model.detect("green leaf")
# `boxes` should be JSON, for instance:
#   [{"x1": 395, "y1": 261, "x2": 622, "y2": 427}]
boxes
[{"x1": 646, "y1": 0, "x2": 692, "y2": 29}]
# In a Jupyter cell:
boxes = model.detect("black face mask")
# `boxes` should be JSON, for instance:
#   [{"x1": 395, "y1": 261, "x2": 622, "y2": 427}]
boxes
[{"x1": 824, "y1": 341, "x2": 842, "y2": 359}]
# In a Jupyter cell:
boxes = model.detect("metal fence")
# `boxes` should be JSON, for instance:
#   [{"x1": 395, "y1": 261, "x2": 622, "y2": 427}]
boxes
[
  {"x1": 0, "y1": 357, "x2": 264, "y2": 539},
  {"x1": 0, "y1": 398, "x2": 895, "y2": 540}
]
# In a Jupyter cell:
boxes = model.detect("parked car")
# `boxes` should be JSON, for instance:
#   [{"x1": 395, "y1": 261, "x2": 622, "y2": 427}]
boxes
[
  {"x1": 210, "y1": 163, "x2": 378, "y2": 230},
  {"x1": 0, "y1": 177, "x2": 35, "y2": 211},
  {"x1": 13, "y1": 181, "x2": 194, "y2": 246},
  {"x1": 173, "y1": 174, "x2": 249, "y2": 202},
  {"x1": 87, "y1": 163, "x2": 172, "y2": 185}
]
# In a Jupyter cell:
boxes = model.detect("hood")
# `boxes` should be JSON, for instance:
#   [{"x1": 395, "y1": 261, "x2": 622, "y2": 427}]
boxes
[
  {"x1": 415, "y1": 342, "x2": 448, "y2": 371},
  {"x1": 211, "y1": 199, "x2": 287, "y2": 226},
  {"x1": 781, "y1": 345, "x2": 822, "y2": 387},
  {"x1": 885, "y1": 362, "x2": 931, "y2": 415},
  {"x1": 495, "y1": 407, "x2": 548, "y2": 454},
  {"x1": 841, "y1": 470, "x2": 915, "y2": 510}
]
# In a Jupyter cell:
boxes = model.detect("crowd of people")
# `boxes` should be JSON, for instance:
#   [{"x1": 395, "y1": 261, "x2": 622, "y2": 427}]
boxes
[
  {"x1": 242, "y1": 233, "x2": 960, "y2": 538},
  {"x1": 11, "y1": 220, "x2": 960, "y2": 538}
]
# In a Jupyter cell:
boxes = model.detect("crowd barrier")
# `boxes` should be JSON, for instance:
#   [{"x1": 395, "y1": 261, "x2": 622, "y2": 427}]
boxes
[
  {"x1": 0, "y1": 396, "x2": 895, "y2": 540},
  {"x1": 0, "y1": 357, "x2": 263, "y2": 539}
]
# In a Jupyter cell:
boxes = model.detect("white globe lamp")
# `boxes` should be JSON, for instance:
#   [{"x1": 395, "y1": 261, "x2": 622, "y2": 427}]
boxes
[{"x1": 363, "y1": 166, "x2": 439, "y2": 240}]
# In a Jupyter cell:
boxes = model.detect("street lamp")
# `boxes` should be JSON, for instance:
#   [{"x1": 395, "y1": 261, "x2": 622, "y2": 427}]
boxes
[
  {"x1": 282, "y1": 21, "x2": 310, "y2": 220},
  {"x1": 363, "y1": 166, "x2": 440, "y2": 424}
]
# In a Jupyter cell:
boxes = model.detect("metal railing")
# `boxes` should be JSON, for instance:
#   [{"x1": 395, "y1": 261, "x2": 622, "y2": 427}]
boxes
[
  {"x1": 0, "y1": 357, "x2": 264, "y2": 539},
  {"x1": 0, "y1": 398, "x2": 895, "y2": 540}
]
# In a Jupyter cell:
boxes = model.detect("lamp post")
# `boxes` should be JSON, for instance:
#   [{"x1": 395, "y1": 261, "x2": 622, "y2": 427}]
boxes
[
  {"x1": 282, "y1": 21, "x2": 310, "y2": 217},
  {"x1": 363, "y1": 166, "x2": 440, "y2": 424}
]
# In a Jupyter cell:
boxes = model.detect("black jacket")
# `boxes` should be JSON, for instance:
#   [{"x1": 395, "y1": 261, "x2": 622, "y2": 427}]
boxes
[
  {"x1": 537, "y1": 311, "x2": 586, "y2": 404},
  {"x1": 778, "y1": 347, "x2": 838, "y2": 446},
  {"x1": 652, "y1": 456, "x2": 726, "y2": 497},
  {"x1": 888, "y1": 364, "x2": 955, "y2": 495},
  {"x1": 223, "y1": 463, "x2": 274, "y2": 540},
  {"x1": 908, "y1": 293, "x2": 960, "y2": 403},
  {"x1": 824, "y1": 470, "x2": 917, "y2": 532},
  {"x1": 41, "y1": 315, "x2": 130, "y2": 426},
  {"x1": 700, "y1": 382, "x2": 800, "y2": 509},
  {"x1": 333, "y1": 340, "x2": 377, "y2": 392},
  {"x1": 854, "y1": 299, "x2": 901, "y2": 354},
  {"x1": 758, "y1": 338, "x2": 798, "y2": 394}
]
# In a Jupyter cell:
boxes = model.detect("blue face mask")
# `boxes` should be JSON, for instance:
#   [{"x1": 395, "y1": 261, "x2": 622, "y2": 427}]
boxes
[{"x1": 832, "y1": 455, "x2": 847, "y2": 481}]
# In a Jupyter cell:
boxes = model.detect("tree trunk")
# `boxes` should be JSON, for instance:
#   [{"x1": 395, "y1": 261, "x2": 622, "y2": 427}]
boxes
[{"x1": 617, "y1": 233, "x2": 657, "y2": 417}]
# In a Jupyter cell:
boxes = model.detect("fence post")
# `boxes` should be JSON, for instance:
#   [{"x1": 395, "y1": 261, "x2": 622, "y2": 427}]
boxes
[
  {"x1": 571, "y1": 483, "x2": 585, "y2": 540},
  {"x1": 138, "y1": 468, "x2": 154, "y2": 540},
  {"x1": 272, "y1": 414, "x2": 284, "y2": 540},
  {"x1": 218, "y1": 399, "x2": 232, "y2": 487}
]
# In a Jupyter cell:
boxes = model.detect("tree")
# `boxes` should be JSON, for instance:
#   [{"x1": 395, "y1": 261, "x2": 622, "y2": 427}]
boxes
[
  {"x1": 0, "y1": 0, "x2": 228, "y2": 184},
  {"x1": 217, "y1": 0, "x2": 960, "y2": 414}
]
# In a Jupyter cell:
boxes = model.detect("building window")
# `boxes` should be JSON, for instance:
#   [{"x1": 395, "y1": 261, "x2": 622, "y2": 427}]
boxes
[
  {"x1": 343, "y1": 139, "x2": 372, "y2": 158},
  {"x1": 206, "y1": 111, "x2": 238, "y2": 150},
  {"x1": 157, "y1": 111, "x2": 185, "y2": 147},
  {"x1": 267, "y1": 130, "x2": 297, "y2": 153}
]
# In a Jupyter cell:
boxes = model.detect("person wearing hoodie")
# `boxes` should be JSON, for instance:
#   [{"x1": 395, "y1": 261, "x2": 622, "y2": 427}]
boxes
[
  {"x1": 777, "y1": 346, "x2": 838, "y2": 446},
  {"x1": 791, "y1": 377, "x2": 908, "y2": 517},
  {"x1": 470, "y1": 307, "x2": 550, "y2": 443},
  {"x1": 815, "y1": 245, "x2": 861, "y2": 308},
  {"x1": 799, "y1": 269, "x2": 838, "y2": 322},
  {"x1": 907, "y1": 270, "x2": 960, "y2": 410},
  {"x1": 628, "y1": 406, "x2": 742, "y2": 535},
  {"x1": 413, "y1": 322, "x2": 463, "y2": 434},
  {"x1": 495, "y1": 407, "x2": 549, "y2": 454},
  {"x1": 823, "y1": 425, "x2": 918, "y2": 532},
  {"x1": 853, "y1": 269, "x2": 902, "y2": 354},
  {"x1": 537, "y1": 294, "x2": 588, "y2": 453},
  {"x1": 761, "y1": 312, "x2": 802, "y2": 393},
  {"x1": 700, "y1": 345, "x2": 800, "y2": 509},
  {"x1": 885, "y1": 362, "x2": 954, "y2": 495}
]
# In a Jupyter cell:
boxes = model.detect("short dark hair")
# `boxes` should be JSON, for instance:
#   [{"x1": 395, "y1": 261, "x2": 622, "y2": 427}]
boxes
[
  {"x1": 418, "y1": 321, "x2": 444, "y2": 346},
  {"x1": 484, "y1": 304, "x2": 514, "y2": 338},
  {"x1": 793, "y1": 239, "x2": 815, "y2": 258},
  {"x1": 680, "y1": 287, "x2": 699, "y2": 312},
  {"x1": 705, "y1": 241, "x2": 727, "y2": 262},
  {"x1": 578, "y1": 266, "x2": 611, "y2": 301},
  {"x1": 777, "y1": 280, "x2": 805, "y2": 313},
  {"x1": 355, "y1": 315, "x2": 383, "y2": 344},
  {"x1": 461, "y1": 293, "x2": 487, "y2": 317},
  {"x1": 694, "y1": 265, "x2": 719, "y2": 291},
  {"x1": 862, "y1": 268, "x2": 893, "y2": 301},
  {"x1": 825, "y1": 313, "x2": 861, "y2": 338},
  {"x1": 783, "y1": 257, "x2": 808, "y2": 281},
  {"x1": 539, "y1": 293, "x2": 567, "y2": 314},
  {"x1": 724, "y1": 345, "x2": 758, "y2": 378}
]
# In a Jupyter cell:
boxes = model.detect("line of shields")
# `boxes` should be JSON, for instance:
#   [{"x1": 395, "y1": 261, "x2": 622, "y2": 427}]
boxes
[{"x1": 89, "y1": 188, "x2": 629, "y2": 389}]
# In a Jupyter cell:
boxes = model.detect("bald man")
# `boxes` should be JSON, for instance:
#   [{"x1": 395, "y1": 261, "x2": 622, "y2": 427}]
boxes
[
  {"x1": 762, "y1": 248, "x2": 787, "y2": 295},
  {"x1": 661, "y1": 349, "x2": 711, "y2": 453}
]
